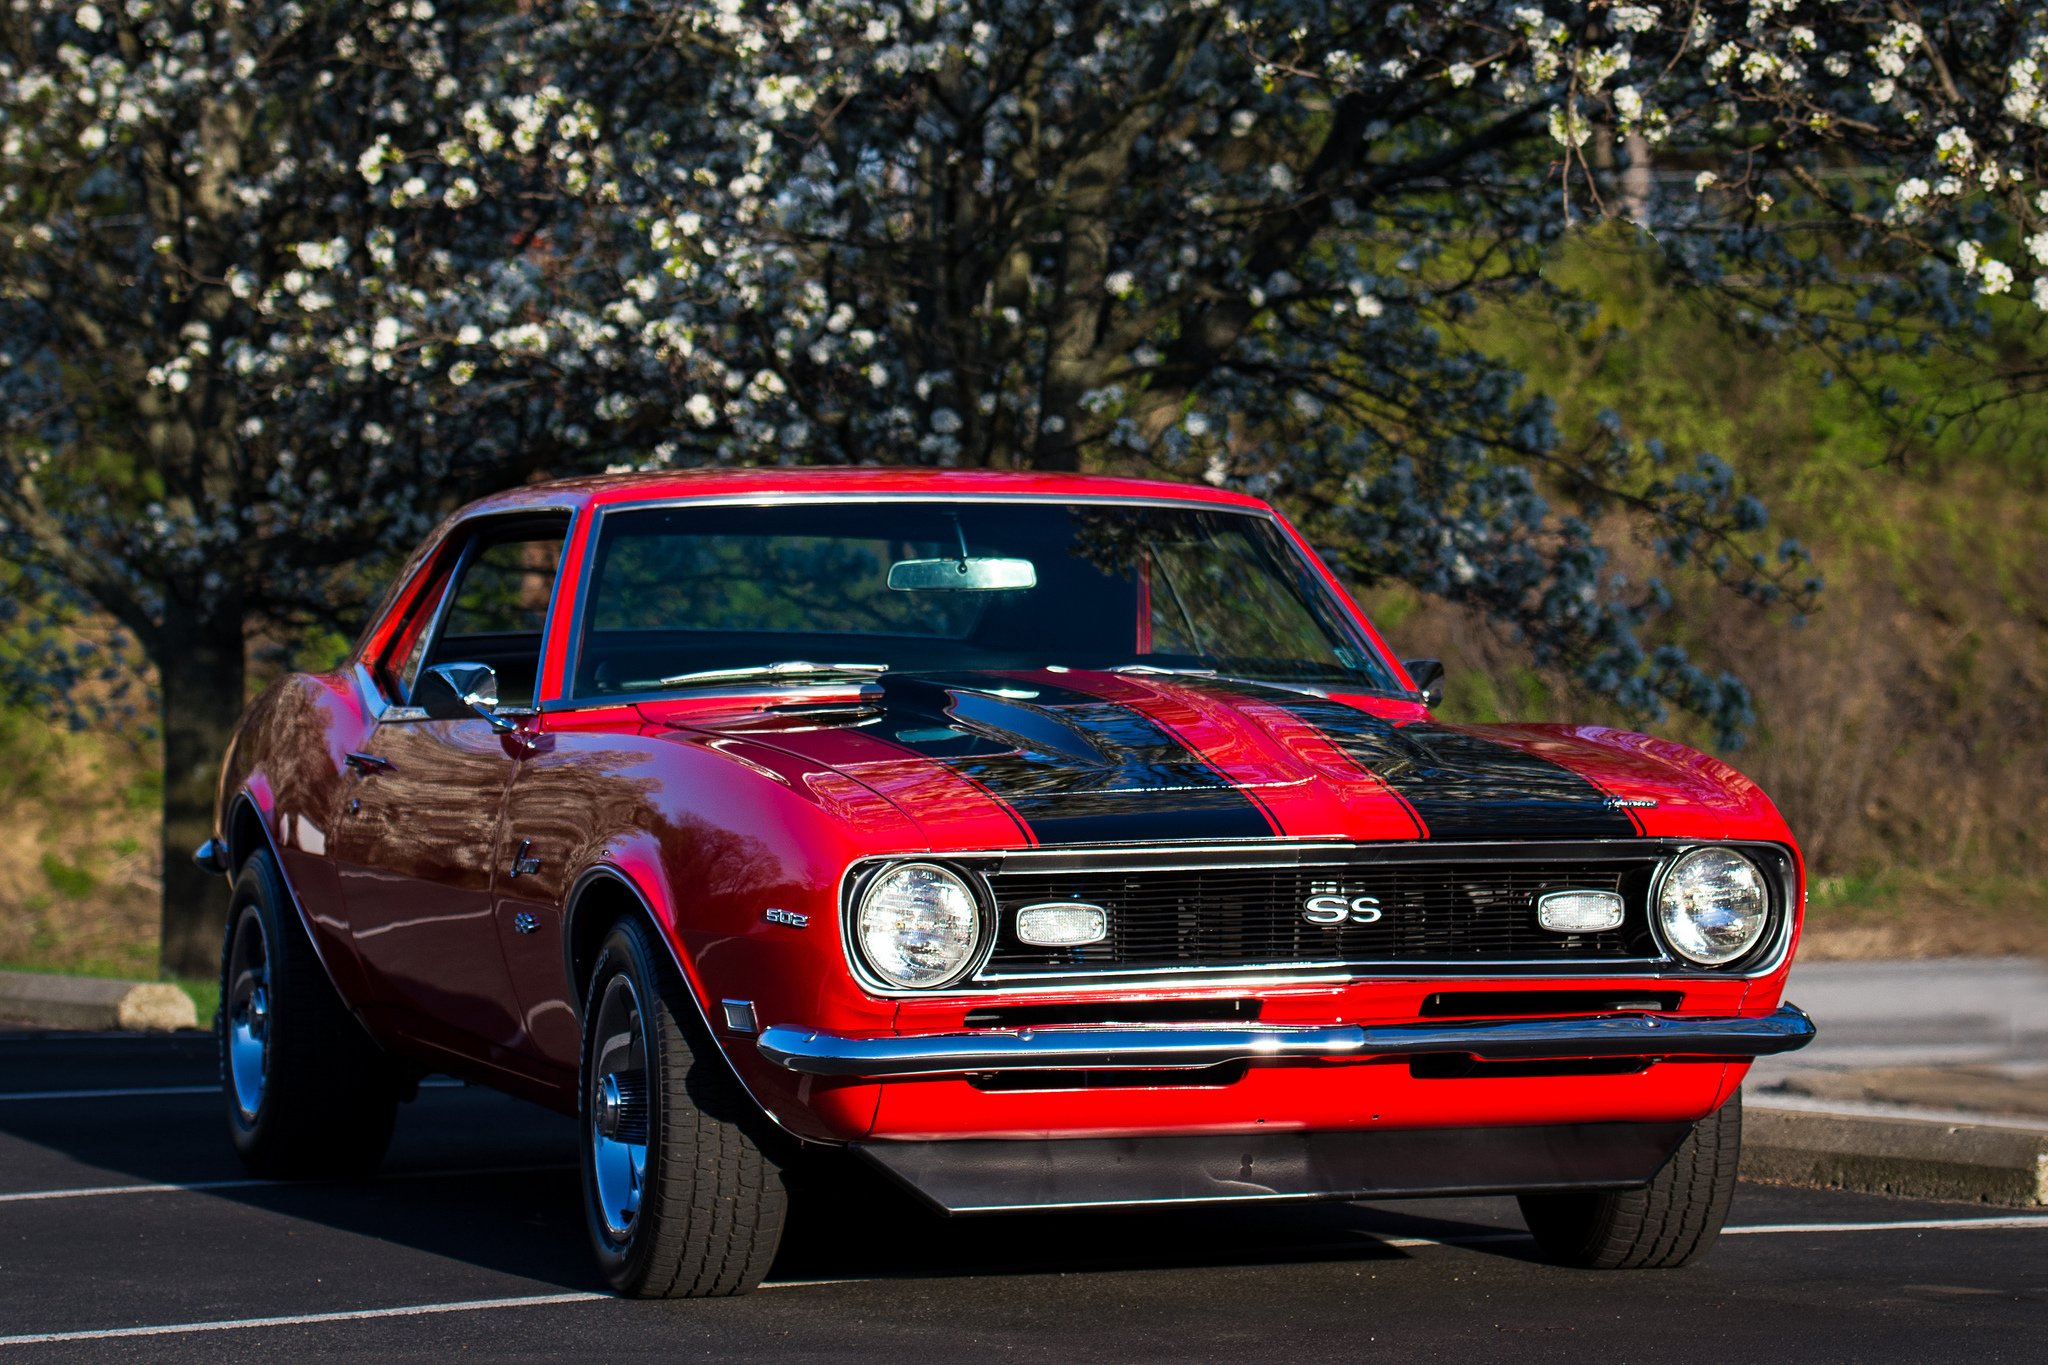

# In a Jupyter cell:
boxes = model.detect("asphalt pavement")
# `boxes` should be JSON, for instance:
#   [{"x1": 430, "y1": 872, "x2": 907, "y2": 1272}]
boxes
[
  {"x1": 0, "y1": 1030, "x2": 2043, "y2": 1363},
  {"x1": 1748, "y1": 957, "x2": 2048, "y2": 1118}
]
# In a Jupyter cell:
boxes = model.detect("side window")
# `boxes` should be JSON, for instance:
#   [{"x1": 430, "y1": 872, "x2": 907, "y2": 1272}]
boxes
[
  {"x1": 420, "y1": 523, "x2": 567, "y2": 707},
  {"x1": 373, "y1": 556, "x2": 458, "y2": 703}
]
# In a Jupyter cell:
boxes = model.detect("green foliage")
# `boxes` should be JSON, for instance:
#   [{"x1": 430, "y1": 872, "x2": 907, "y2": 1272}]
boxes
[
  {"x1": 177, "y1": 975, "x2": 220, "y2": 1029},
  {"x1": 119, "y1": 769, "x2": 160, "y2": 813},
  {"x1": 37, "y1": 851, "x2": 96, "y2": 899}
]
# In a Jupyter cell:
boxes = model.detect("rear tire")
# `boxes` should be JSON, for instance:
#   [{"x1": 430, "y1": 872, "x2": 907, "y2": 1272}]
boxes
[
  {"x1": 580, "y1": 916, "x2": 788, "y2": 1297},
  {"x1": 219, "y1": 848, "x2": 400, "y2": 1179},
  {"x1": 1518, "y1": 1091, "x2": 1743, "y2": 1269}
]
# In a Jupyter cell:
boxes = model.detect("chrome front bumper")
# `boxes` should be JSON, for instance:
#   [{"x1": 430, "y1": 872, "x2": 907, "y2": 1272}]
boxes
[{"x1": 756, "y1": 1003, "x2": 1816, "y2": 1079}]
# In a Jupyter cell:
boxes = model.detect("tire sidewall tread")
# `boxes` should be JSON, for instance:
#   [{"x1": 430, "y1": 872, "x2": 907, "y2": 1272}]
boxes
[
  {"x1": 218, "y1": 849, "x2": 398, "y2": 1179},
  {"x1": 579, "y1": 915, "x2": 787, "y2": 1298}
]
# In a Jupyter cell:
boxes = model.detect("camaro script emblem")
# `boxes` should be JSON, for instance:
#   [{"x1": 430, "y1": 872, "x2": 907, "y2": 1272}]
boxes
[{"x1": 1302, "y1": 894, "x2": 1384, "y2": 926}]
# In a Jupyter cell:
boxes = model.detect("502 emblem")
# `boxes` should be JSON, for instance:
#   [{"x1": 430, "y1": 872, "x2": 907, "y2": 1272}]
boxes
[{"x1": 1302, "y1": 894, "x2": 1383, "y2": 926}]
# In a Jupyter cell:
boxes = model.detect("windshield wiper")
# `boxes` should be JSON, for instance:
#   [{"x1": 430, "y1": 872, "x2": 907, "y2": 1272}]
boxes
[
  {"x1": 1105, "y1": 662, "x2": 1344, "y2": 699},
  {"x1": 653, "y1": 661, "x2": 889, "y2": 688}
]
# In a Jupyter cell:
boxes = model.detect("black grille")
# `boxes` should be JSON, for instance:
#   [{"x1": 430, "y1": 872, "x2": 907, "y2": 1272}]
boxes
[{"x1": 979, "y1": 857, "x2": 1664, "y2": 978}]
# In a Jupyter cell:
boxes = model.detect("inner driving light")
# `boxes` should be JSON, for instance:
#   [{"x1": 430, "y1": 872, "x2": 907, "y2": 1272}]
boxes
[
  {"x1": 1656, "y1": 848, "x2": 1770, "y2": 966},
  {"x1": 1536, "y1": 890, "x2": 1626, "y2": 934},
  {"x1": 855, "y1": 863, "x2": 984, "y2": 989},
  {"x1": 1015, "y1": 902, "x2": 1108, "y2": 947}
]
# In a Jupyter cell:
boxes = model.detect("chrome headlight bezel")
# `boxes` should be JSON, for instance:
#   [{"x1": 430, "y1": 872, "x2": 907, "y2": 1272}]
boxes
[
  {"x1": 846, "y1": 860, "x2": 993, "y2": 992},
  {"x1": 1651, "y1": 846, "x2": 1776, "y2": 968}
]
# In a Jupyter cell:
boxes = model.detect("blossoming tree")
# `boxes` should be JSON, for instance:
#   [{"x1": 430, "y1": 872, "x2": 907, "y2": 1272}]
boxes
[
  {"x1": 0, "y1": 1, "x2": 626, "y2": 973},
  {"x1": 1, "y1": 0, "x2": 2042, "y2": 973}
]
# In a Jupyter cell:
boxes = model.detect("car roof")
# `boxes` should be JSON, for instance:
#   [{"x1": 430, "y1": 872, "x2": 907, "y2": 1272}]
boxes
[{"x1": 450, "y1": 466, "x2": 1272, "y2": 519}]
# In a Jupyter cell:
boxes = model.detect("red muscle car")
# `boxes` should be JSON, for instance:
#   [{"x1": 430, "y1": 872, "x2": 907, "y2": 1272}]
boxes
[{"x1": 197, "y1": 468, "x2": 1814, "y2": 1296}]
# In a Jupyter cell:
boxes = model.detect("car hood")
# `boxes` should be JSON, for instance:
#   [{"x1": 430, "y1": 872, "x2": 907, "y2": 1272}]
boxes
[{"x1": 653, "y1": 668, "x2": 1768, "y2": 849}]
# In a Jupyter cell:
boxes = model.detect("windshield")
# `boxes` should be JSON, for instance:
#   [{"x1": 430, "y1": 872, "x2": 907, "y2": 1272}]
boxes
[{"x1": 571, "y1": 500, "x2": 1398, "y2": 697}]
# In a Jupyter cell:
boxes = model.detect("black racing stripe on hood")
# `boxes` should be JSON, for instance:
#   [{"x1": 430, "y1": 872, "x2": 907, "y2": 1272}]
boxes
[
  {"x1": 1193, "y1": 684, "x2": 1639, "y2": 839},
  {"x1": 867, "y1": 674, "x2": 1277, "y2": 846}
]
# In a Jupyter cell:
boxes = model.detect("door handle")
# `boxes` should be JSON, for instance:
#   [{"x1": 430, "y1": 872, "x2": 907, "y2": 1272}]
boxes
[{"x1": 344, "y1": 751, "x2": 394, "y2": 774}]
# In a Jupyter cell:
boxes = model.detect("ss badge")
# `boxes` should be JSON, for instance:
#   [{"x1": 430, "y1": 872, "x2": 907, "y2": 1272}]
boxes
[{"x1": 1302, "y1": 894, "x2": 1383, "y2": 926}]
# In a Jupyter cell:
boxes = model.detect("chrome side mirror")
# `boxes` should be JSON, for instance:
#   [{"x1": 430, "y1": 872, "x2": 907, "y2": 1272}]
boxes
[
  {"x1": 417, "y1": 661, "x2": 517, "y2": 732},
  {"x1": 1402, "y1": 658, "x2": 1445, "y2": 709}
]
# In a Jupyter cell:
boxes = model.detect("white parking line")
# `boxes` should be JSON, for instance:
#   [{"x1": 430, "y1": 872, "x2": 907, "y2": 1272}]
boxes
[
  {"x1": 2, "y1": 1215, "x2": 2044, "y2": 1346},
  {"x1": 1724, "y1": 1215, "x2": 2048, "y2": 1235},
  {"x1": 0, "y1": 1079, "x2": 464, "y2": 1103},
  {"x1": 0, "y1": 1085, "x2": 217, "y2": 1102},
  {"x1": 0, "y1": 1293, "x2": 609, "y2": 1347},
  {"x1": 1319, "y1": 1216, "x2": 2048, "y2": 1254},
  {"x1": 0, "y1": 1177, "x2": 268, "y2": 1205},
  {"x1": 0, "y1": 1163, "x2": 574, "y2": 1205}
]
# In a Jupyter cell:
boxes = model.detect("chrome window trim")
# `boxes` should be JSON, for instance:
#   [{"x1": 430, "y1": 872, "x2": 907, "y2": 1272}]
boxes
[
  {"x1": 412, "y1": 510, "x2": 574, "y2": 704},
  {"x1": 832, "y1": 839, "x2": 1799, "y2": 997},
  {"x1": 362, "y1": 509, "x2": 578, "y2": 726},
  {"x1": 396, "y1": 531, "x2": 479, "y2": 705},
  {"x1": 373, "y1": 704, "x2": 539, "y2": 727},
  {"x1": 546, "y1": 493, "x2": 1408, "y2": 712}
]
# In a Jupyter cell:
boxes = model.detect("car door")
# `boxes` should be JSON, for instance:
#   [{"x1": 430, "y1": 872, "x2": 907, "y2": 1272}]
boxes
[{"x1": 330, "y1": 514, "x2": 569, "y2": 1064}]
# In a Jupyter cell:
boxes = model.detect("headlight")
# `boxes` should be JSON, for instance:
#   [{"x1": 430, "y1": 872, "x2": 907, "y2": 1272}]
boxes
[
  {"x1": 854, "y1": 863, "x2": 985, "y2": 989},
  {"x1": 1656, "y1": 848, "x2": 1770, "y2": 966}
]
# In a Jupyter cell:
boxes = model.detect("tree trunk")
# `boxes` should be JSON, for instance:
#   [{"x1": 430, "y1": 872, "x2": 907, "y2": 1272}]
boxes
[
  {"x1": 1621, "y1": 131, "x2": 1653, "y2": 227},
  {"x1": 156, "y1": 607, "x2": 246, "y2": 980}
]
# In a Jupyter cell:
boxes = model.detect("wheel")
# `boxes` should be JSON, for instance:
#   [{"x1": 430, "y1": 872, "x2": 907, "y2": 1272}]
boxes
[
  {"x1": 580, "y1": 916, "x2": 789, "y2": 1297},
  {"x1": 1518, "y1": 1091, "x2": 1743, "y2": 1269},
  {"x1": 219, "y1": 848, "x2": 400, "y2": 1178}
]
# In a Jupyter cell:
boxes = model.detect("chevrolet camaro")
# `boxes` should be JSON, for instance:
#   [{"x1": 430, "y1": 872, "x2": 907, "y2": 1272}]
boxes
[{"x1": 197, "y1": 468, "x2": 1814, "y2": 1296}]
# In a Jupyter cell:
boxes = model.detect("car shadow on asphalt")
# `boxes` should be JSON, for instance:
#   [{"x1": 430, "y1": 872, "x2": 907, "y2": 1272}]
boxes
[{"x1": 0, "y1": 1047, "x2": 1540, "y2": 1292}]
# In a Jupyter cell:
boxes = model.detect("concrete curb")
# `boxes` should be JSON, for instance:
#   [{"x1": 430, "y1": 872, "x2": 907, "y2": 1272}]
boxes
[
  {"x1": 1744, "y1": 1099, "x2": 2048, "y2": 1207},
  {"x1": 0, "y1": 970, "x2": 198, "y2": 1033}
]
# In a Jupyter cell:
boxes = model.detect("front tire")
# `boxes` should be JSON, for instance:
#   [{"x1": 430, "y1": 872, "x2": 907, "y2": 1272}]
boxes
[
  {"x1": 1518, "y1": 1091, "x2": 1743, "y2": 1269},
  {"x1": 580, "y1": 917, "x2": 788, "y2": 1297},
  {"x1": 219, "y1": 849, "x2": 400, "y2": 1178}
]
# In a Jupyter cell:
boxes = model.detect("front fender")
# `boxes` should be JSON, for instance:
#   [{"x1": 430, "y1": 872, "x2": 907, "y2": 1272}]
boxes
[{"x1": 562, "y1": 852, "x2": 886, "y2": 1144}]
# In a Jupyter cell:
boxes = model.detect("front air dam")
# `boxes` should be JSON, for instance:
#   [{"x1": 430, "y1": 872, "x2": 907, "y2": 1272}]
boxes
[{"x1": 853, "y1": 1121, "x2": 1696, "y2": 1215}]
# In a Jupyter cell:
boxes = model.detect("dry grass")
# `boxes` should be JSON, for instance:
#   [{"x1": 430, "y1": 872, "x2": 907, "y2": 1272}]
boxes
[
  {"x1": 1797, "y1": 869, "x2": 2048, "y2": 961},
  {"x1": 1359, "y1": 471, "x2": 2048, "y2": 963},
  {"x1": 0, "y1": 714, "x2": 162, "y2": 980}
]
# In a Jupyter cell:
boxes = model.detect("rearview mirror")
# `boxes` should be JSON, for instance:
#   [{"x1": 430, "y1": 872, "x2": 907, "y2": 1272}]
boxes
[
  {"x1": 1403, "y1": 658, "x2": 1445, "y2": 708},
  {"x1": 416, "y1": 661, "x2": 517, "y2": 732},
  {"x1": 887, "y1": 557, "x2": 1037, "y2": 592}
]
